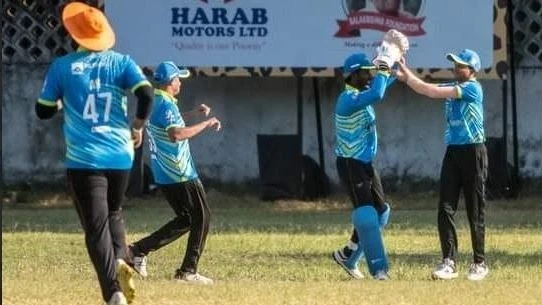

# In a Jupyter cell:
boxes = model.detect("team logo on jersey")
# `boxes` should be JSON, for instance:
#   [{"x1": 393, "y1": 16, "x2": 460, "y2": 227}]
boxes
[
  {"x1": 71, "y1": 62, "x2": 85, "y2": 75},
  {"x1": 165, "y1": 109, "x2": 176, "y2": 124}
]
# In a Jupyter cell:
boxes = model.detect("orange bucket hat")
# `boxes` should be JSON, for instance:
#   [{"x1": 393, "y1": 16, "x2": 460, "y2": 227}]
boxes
[{"x1": 62, "y1": 2, "x2": 115, "y2": 51}]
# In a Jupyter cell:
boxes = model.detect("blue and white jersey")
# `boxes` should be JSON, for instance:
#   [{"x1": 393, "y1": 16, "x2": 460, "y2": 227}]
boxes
[
  {"x1": 335, "y1": 72, "x2": 390, "y2": 162},
  {"x1": 443, "y1": 80, "x2": 485, "y2": 145},
  {"x1": 146, "y1": 89, "x2": 198, "y2": 184},
  {"x1": 38, "y1": 49, "x2": 151, "y2": 169}
]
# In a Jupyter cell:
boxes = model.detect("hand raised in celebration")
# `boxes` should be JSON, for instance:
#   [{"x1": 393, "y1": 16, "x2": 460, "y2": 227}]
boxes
[
  {"x1": 206, "y1": 117, "x2": 221, "y2": 131},
  {"x1": 393, "y1": 58, "x2": 409, "y2": 82},
  {"x1": 198, "y1": 104, "x2": 211, "y2": 117}
]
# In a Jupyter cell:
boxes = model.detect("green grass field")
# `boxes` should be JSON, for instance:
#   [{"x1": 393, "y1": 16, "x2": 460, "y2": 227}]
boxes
[{"x1": 2, "y1": 191, "x2": 541, "y2": 305}]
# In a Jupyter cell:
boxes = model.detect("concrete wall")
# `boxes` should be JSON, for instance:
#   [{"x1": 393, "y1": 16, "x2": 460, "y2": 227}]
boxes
[
  {"x1": 2, "y1": 63, "x2": 541, "y2": 185},
  {"x1": 512, "y1": 67, "x2": 542, "y2": 178}
]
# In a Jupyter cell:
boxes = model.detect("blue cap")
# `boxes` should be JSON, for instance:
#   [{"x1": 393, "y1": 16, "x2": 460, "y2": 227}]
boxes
[
  {"x1": 446, "y1": 49, "x2": 481, "y2": 72},
  {"x1": 153, "y1": 61, "x2": 190, "y2": 84},
  {"x1": 342, "y1": 53, "x2": 375, "y2": 75}
]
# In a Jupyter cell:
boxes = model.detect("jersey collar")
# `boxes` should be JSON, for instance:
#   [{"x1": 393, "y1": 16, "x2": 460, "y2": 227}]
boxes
[{"x1": 154, "y1": 89, "x2": 178, "y2": 104}]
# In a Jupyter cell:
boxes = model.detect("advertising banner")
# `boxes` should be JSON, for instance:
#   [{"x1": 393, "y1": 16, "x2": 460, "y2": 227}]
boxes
[{"x1": 108, "y1": 0, "x2": 501, "y2": 77}]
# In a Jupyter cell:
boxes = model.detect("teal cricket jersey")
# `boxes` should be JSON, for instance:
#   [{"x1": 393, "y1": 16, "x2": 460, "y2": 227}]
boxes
[
  {"x1": 335, "y1": 71, "x2": 391, "y2": 162},
  {"x1": 38, "y1": 49, "x2": 151, "y2": 169},
  {"x1": 444, "y1": 79, "x2": 485, "y2": 145},
  {"x1": 146, "y1": 89, "x2": 198, "y2": 184}
]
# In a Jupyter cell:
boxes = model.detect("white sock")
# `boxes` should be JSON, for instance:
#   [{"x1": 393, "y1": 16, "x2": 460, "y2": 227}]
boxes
[{"x1": 347, "y1": 240, "x2": 358, "y2": 251}]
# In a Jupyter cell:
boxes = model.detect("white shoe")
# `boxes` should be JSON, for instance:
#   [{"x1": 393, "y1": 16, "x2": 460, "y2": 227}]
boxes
[
  {"x1": 431, "y1": 258, "x2": 458, "y2": 280},
  {"x1": 116, "y1": 259, "x2": 136, "y2": 303},
  {"x1": 373, "y1": 270, "x2": 390, "y2": 280},
  {"x1": 106, "y1": 292, "x2": 128, "y2": 305},
  {"x1": 175, "y1": 271, "x2": 214, "y2": 285},
  {"x1": 132, "y1": 255, "x2": 148, "y2": 278},
  {"x1": 467, "y1": 262, "x2": 489, "y2": 281},
  {"x1": 332, "y1": 250, "x2": 364, "y2": 279}
]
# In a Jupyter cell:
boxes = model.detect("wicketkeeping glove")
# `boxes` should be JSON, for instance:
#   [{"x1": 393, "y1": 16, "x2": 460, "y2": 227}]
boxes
[{"x1": 373, "y1": 29, "x2": 409, "y2": 69}]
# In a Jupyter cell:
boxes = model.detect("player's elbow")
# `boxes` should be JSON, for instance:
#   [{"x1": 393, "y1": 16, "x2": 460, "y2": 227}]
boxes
[
  {"x1": 426, "y1": 90, "x2": 442, "y2": 99},
  {"x1": 420, "y1": 85, "x2": 449, "y2": 99},
  {"x1": 167, "y1": 128, "x2": 187, "y2": 142},
  {"x1": 168, "y1": 131, "x2": 181, "y2": 142},
  {"x1": 370, "y1": 89, "x2": 386, "y2": 102},
  {"x1": 371, "y1": 83, "x2": 387, "y2": 101},
  {"x1": 376, "y1": 89, "x2": 386, "y2": 100}
]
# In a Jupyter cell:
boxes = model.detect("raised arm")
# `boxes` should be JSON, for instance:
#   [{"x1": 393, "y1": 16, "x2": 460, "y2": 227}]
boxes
[
  {"x1": 349, "y1": 71, "x2": 390, "y2": 108},
  {"x1": 167, "y1": 117, "x2": 221, "y2": 142},
  {"x1": 396, "y1": 62, "x2": 459, "y2": 100},
  {"x1": 182, "y1": 103, "x2": 211, "y2": 119}
]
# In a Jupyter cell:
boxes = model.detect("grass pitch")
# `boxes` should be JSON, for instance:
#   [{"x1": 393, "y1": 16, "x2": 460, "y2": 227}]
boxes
[{"x1": 2, "y1": 191, "x2": 541, "y2": 305}]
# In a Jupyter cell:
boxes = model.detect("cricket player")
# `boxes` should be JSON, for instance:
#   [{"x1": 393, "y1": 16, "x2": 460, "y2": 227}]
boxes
[
  {"x1": 128, "y1": 61, "x2": 221, "y2": 285},
  {"x1": 332, "y1": 53, "x2": 395, "y2": 280},
  {"x1": 35, "y1": 3, "x2": 153, "y2": 304},
  {"x1": 395, "y1": 49, "x2": 489, "y2": 281}
]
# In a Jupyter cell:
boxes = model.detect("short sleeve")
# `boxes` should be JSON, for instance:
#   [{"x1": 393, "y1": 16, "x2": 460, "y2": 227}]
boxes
[
  {"x1": 122, "y1": 56, "x2": 151, "y2": 93},
  {"x1": 457, "y1": 81, "x2": 479, "y2": 102},
  {"x1": 157, "y1": 102, "x2": 183, "y2": 130},
  {"x1": 37, "y1": 60, "x2": 62, "y2": 106}
]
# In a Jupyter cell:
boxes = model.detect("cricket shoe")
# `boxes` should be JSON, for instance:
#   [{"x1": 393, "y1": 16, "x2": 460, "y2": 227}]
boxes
[
  {"x1": 467, "y1": 262, "x2": 489, "y2": 281},
  {"x1": 128, "y1": 245, "x2": 148, "y2": 278},
  {"x1": 431, "y1": 258, "x2": 458, "y2": 280},
  {"x1": 116, "y1": 259, "x2": 136, "y2": 304},
  {"x1": 332, "y1": 250, "x2": 364, "y2": 279},
  {"x1": 174, "y1": 270, "x2": 214, "y2": 285},
  {"x1": 106, "y1": 291, "x2": 127, "y2": 305},
  {"x1": 373, "y1": 270, "x2": 390, "y2": 280}
]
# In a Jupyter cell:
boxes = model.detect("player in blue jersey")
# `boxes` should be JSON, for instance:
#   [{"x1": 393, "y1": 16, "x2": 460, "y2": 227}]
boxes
[
  {"x1": 395, "y1": 49, "x2": 489, "y2": 281},
  {"x1": 127, "y1": 61, "x2": 221, "y2": 285},
  {"x1": 35, "y1": 3, "x2": 154, "y2": 305},
  {"x1": 331, "y1": 53, "x2": 396, "y2": 280}
]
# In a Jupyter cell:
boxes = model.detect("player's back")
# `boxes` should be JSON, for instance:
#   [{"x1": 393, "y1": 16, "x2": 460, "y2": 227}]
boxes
[{"x1": 44, "y1": 50, "x2": 149, "y2": 169}]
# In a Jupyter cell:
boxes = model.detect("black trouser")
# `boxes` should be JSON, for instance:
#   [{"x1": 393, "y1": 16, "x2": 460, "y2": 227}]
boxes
[
  {"x1": 131, "y1": 179, "x2": 210, "y2": 273},
  {"x1": 336, "y1": 157, "x2": 387, "y2": 244},
  {"x1": 67, "y1": 169, "x2": 130, "y2": 302},
  {"x1": 438, "y1": 144, "x2": 488, "y2": 263}
]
